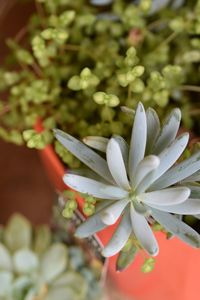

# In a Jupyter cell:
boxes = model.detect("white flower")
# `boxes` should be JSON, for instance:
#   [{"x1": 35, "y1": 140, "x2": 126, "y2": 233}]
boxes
[{"x1": 54, "y1": 102, "x2": 200, "y2": 258}]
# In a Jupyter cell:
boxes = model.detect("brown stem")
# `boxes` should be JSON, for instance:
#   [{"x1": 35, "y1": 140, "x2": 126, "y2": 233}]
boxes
[
  {"x1": 179, "y1": 85, "x2": 200, "y2": 93},
  {"x1": 14, "y1": 25, "x2": 28, "y2": 43},
  {"x1": 31, "y1": 63, "x2": 44, "y2": 78},
  {"x1": 34, "y1": 0, "x2": 46, "y2": 28},
  {"x1": 0, "y1": 105, "x2": 10, "y2": 116}
]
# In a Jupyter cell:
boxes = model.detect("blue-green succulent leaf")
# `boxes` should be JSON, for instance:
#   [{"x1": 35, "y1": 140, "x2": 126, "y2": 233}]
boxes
[
  {"x1": 102, "y1": 209, "x2": 132, "y2": 257},
  {"x1": 63, "y1": 174, "x2": 127, "y2": 199},
  {"x1": 129, "y1": 102, "x2": 147, "y2": 185},
  {"x1": 151, "y1": 209, "x2": 200, "y2": 248}
]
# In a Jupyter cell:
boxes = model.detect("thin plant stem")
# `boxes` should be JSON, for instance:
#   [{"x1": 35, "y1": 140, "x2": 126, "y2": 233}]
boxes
[
  {"x1": 35, "y1": 0, "x2": 46, "y2": 28},
  {"x1": 0, "y1": 105, "x2": 10, "y2": 116},
  {"x1": 179, "y1": 85, "x2": 200, "y2": 93},
  {"x1": 14, "y1": 25, "x2": 28, "y2": 43},
  {"x1": 147, "y1": 19, "x2": 169, "y2": 30},
  {"x1": 156, "y1": 31, "x2": 178, "y2": 49},
  {"x1": 63, "y1": 44, "x2": 81, "y2": 51},
  {"x1": 128, "y1": 84, "x2": 132, "y2": 102},
  {"x1": 31, "y1": 62, "x2": 44, "y2": 78}
]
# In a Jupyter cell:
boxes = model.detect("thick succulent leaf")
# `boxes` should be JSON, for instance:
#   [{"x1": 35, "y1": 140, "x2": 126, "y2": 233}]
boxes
[
  {"x1": 0, "y1": 271, "x2": 13, "y2": 296},
  {"x1": 4, "y1": 214, "x2": 32, "y2": 252},
  {"x1": 107, "y1": 138, "x2": 130, "y2": 190},
  {"x1": 130, "y1": 207, "x2": 159, "y2": 256},
  {"x1": 24, "y1": 288, "x2": 38, "y2": 300},
  {"x1": 33, "y1": 225, "x2": 51, "y2": 255},
  {"x1": 151, "y1": 208, "x2": 200, "y2": 248},
  {"x1": 129, "y1": 102, "x2": 147, "y2": 185},
  {"x1": 152, "y1": 108, "x2": 181, "y2": 155},
  {"x1": 13, "y1": 276, "x2": 32, "y2": 300},
  {"x1": 185, "y1": 185, "x2": 200, "y2": 198},
  {"x1": 13, "y1": 249, "x2": 39, "y2": 274},
  {"x1": 67, "y1": 168, "x2": 108, "y2": 184},
  {"x1": 116, "y1": 241, "x2": 138, "y2": 272},
  {"x1": 149, "y1": 198, "x2": 200, "y2": 215},
  {"x1": 134, "y1": 201, "x2": 150, "y2": 215},
  {"x1": 63, "y1": 174, "x2": 127, "y2": 199},
  {"x1": 83, "y1": 136, "x2": 108, "y2": 152},
  {"x1": 41, "y1": 243, "x2": 68, "y2": 283},
  {"x1": 138, "y1": 133, "x2": 189, "y2": 193},
  {"x1": 113, "y1": 135, "x2": 129, "y2": 170},
  {"x1": 141, "y1": 187, "x2": 190, "y2": 206},
  {"x1": 46, "y1": 287, "x2": 82, "y2": 300},
  {"x1": 75, "y1": 213, "x2": 107, "y2": 238},
  {"x1": 133, "y1": 155, "x2": 160, "y2": 188},
  {"x1": 54, "y1": 129, "x2": 114, "y2": 184},
  {"x1": 100, "y1": 198, "x2": 129, "y2": 225},
  {"x1": 146, "y1": 108, "x2": 160, "y2": 154},
  {"x1": 0, "y1": 243, "x2": 12, "y2": 271},
  {"x1": 151, "y1": 151, "x2": 200, "y2": 190},
  {"x1": 182, "y1": 170, "x2": 200, "y2": 183},
  {"x1": 52, "y1": 271, "x2": 88, "y2": 299},
  {"x1": 102, "y1": 209, "x2": 132, "y2": 257}
]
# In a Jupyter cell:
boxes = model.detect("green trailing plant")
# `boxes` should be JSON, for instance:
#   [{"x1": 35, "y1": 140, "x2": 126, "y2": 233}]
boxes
[
  {"x1": 0, "y1": 213, "x2": 103, "y2": 300},
  {"x1": 54, "y1": 102, "x2": 200, "y2": 271},
  {"x1": 0, "y1": 0, "x2": 200, "y2": 167}
]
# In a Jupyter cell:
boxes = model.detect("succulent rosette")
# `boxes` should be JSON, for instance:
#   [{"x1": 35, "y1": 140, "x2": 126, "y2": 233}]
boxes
[
  {"x1": 0, "y1": 214, "x2": 102, "y2": 300},
  {"x1": 54, "y1": 102, "x2": 200, "y2": 258}
]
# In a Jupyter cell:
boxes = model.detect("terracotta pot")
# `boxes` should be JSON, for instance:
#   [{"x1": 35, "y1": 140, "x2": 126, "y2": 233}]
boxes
[{"x1": 35, "y1": 121, "x2": 200, "y2": 300}]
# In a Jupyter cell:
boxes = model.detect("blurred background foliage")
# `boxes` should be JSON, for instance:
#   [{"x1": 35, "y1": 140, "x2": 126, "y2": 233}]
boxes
[{"x1": 0, "y1": 0, "x2": 200, "y2": 168}]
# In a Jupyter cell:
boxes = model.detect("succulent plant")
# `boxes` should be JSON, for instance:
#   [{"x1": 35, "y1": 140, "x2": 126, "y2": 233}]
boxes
[
  {"x1": 54, "y1": 102, "x2": 200, "y2": 263},
  {"x1": 0, "y1": 214, "x2": 103, "y2": 300}
]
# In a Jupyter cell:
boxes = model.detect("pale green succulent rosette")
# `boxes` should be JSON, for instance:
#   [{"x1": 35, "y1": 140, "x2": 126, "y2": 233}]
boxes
[
  {"x1": 0, "y1": 214, "x2": 102, "y2": 300},
  {"x1": 54, "y1": 102, "x2": 200, "y2": 260}
]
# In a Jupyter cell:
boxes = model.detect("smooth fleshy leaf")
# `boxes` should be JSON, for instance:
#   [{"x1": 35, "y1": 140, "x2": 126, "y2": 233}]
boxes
[
  {"x1": 75, "y1": 213, "x2": 107, "y2": 238},
  {"x1": 146, "y1": 108, "x2": 160, "y2": 154},
  {"x1": 33, "y1": 225, "x2": 51, "y2": 255},
  {"x1": 52, "y1": 271, "x2": 88, "y2": 299},
  {"x1": 107, "y1": 138, "x2": 130, "y2": 190},
  {"x1": 151, "y1": 208, "x2": 200, "y2": 248},
  {"x1": 63, "y1": 174, "x2": 127, "y2": 199},
  {"x1": 41, "y1": 243, "x2": 68, "y2": 283},
  {"x1": 100, "y1": 199, "x2": 129, "y2": 225},
  {"x1": 113, "y1": 135, "x2": 129, "y2": 170},
  {"x1": 138, "y1": 133, "x2": 189, "y2": 193},
  {"x1": 54, "y1": 129, "x2": 114, "y2": 184},
  {"x1": 151, "y1": 151, "x2": 200, "y2": 190},
  {"x1": 0, "y1": 271, "x2": 13, "y2": 296},
  {"x1": 83, "y1": 136, "x2": 108, "y2": 152},
  {"x1": 130, "y1": 207, "x2": 159, "y2": 256},
  {"x1": 46, "y1": 287, "x2": 81, "y2": 300},
  {"x1": 152, "y1": 108, "x2": 181, "y2": 155},
  {"x1": 141, "y1": 187, "x2": 190, "y2": 206},
  {"x1": 0, "y1": 243, "x2": 12, "y2": 271},
  {"x1": 133, "y1": 155, "x2": 160, "y2": 188},
  {"x1": 4, "y1": 214, "x2": 32, "y2": 252},
  {"x1": 185, "y1": 185, "x2": 200, "y2": 198},
  {"x1": 129, "y1": 102, "x2": 147, "y2": 184},
  {"x1": 182, "y1": 170, "x2": 200, "y2": 183},
  {"x1": 13, "y1": 249, "x2": 39, "y2": 274},
  {"x1": 116, "y1": 242, "x2": 138, "y2": 272},
  {"x1": 149, "y1": 198, "x2": 200, "y2": 214},
  {"x1": 102, "y1": 209, "x2": 132, "y2": 257}
]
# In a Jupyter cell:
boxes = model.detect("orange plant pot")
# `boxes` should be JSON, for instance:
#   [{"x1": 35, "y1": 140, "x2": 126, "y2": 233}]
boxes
[{"x1": 35, "y1": 122, "x2": 200, "y2": 300}]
